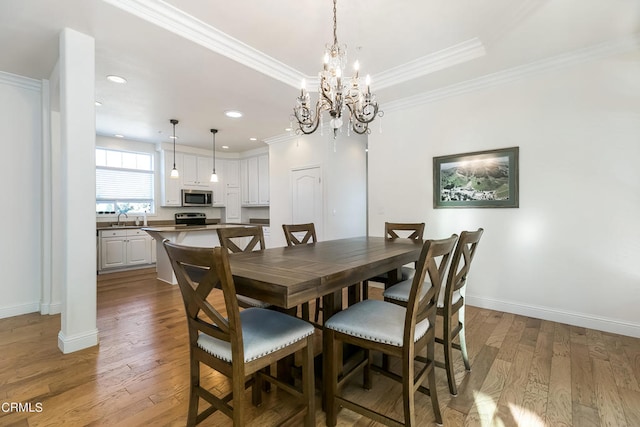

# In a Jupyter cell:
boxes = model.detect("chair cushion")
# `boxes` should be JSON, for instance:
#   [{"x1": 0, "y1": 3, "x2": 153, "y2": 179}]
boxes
[
  {"x1": 197, "y1": 308, "x2": 314, "y2": 363},
  {"x1": 324, "y1": 300, "x2": 430, "y2": 347},
  {"x1": 383, "y1": 279, "x2": 462, "y2": 308}
]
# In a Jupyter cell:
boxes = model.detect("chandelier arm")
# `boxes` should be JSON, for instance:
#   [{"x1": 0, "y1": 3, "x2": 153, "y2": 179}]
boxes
[{"x1": 293, "y1": 101, "x2": 322, "y2": 134}]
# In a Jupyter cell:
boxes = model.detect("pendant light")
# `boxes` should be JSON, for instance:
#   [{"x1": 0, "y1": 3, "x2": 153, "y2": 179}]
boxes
[
  {"x1": 210, "y1": 128, "x2": 219, "y2": 183},
  {"x1": 170, "y1": 119, "x2": 179, "y2": 179}
]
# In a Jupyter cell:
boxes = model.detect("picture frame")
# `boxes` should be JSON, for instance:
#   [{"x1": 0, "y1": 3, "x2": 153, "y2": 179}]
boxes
[{"x1": 433, "y1": 146, "x2": 519, "y2": 208}]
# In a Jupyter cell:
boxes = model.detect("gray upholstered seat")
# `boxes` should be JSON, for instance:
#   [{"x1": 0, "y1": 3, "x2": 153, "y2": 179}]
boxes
[
  {"x1": 324, "y1": 236, "x2": 458, "y2": 427},
  {"x1": 383, "y1": 278, "x2": 461, "y2": 307},
  {"x1": 382, "y1": 228, "x2": 484, "y2": 396},
  {"x1": 324, "y1": 299, "x2": 430, "y2": 347},
  {"x1": 198, "y1": 307, "x2": 314, "y2": 363},
  {"x1": 163, "y1": 241, "x2": 316, "y2": 426}
]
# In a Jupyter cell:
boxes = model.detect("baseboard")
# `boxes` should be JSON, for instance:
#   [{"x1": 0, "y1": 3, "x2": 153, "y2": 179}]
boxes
[
  {"x1": 0, "y1": 302, "x2": 40, "y2": 319},
  {"x1": 58, "y1": 329, "x2": 99, "y2": 354},
  {"x1": 466, "y1": 295, "x2": 640, "y2": 338},
  {"x1": 40, "y1": 302, "x2": 62, "y2": 315}
]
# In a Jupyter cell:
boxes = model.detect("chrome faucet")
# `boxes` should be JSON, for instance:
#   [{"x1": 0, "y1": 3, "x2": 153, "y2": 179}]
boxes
[{"x1": 117, "y1": 212, "x2": 128, "y2": 226}]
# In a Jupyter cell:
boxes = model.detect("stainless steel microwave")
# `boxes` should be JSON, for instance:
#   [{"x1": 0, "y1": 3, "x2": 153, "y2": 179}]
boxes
[{"x1": 181, "y1": 189, "x2": 213, "y2": 207}]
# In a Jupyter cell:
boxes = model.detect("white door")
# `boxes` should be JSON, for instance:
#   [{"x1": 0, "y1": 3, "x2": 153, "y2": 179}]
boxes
[{"x1": 291, "y1": 167, "x2": 323, "y2": 239}]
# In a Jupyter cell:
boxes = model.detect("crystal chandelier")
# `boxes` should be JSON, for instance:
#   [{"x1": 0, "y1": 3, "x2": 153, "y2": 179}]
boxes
[{"x1": 293, "y1": 0, "x2": 382, "y2": 138}]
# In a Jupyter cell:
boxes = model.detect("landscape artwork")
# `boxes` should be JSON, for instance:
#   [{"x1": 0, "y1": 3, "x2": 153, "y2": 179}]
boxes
[{"x1": 433, "y1": 147, "x2": 519, "y2": 208}]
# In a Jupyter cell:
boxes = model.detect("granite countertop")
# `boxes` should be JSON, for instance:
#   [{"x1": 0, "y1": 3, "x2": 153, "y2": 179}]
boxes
[
  {"x1": 97, "y1": 219, "x2": 221, "y2": 231},
  {"x1": 140, "y1": 223, "x2": 259, "y2": 233}
]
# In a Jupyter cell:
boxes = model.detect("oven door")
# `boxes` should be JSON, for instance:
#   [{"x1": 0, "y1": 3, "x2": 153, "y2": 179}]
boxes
[{"x1": 182, "y1": 190, "x2": 212, "y2": 206}]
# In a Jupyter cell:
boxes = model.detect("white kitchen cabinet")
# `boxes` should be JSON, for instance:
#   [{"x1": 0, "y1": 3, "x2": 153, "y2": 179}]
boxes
[
  {"x1": 211, "y1": 158, "x2": 224, "y2": 205},
  {"x1": 241, "y1": 154, "x2": 269, "y2": 206},
  {"x1": 161, "y1": 150, "x2": 183, "y2": 206},
  {"x1": 100, "y1": 230, "x2": 127, "y2": 269},
  {"x1": 247, "y1": 156, "x2": 259, "y2": 204},
  {"x1": 262, "y1": 226, "x2": 271, "y2": 248},
  {"x1": 183, "y1": 154, "x2": 213, "y2": 189},
  {"x1": 99, "y1": 229, "x2": 153, "y2": 271},
  {"x1": 224, "y1": 159, "x2": 240, "y2": 188},
  {"x1": 225, "y1": 187, "x2": 241, "y2": 223},
  {"x1": 258, "y1": 154, "x2": 269, "y2": 205},
  {"x1": 240, "y1": 159, "x2": 249, "y2": 204}
]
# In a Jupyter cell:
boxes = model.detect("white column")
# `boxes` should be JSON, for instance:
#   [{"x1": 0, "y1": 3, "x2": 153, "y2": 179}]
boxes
[{"x1": 57, "y1": 28, "x2": 98, "y2": 353}]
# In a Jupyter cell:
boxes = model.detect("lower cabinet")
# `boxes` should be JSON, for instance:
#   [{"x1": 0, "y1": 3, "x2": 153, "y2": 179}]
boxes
[{"x1": 99, "y1": 229, "x2": 154, "y2": 271}]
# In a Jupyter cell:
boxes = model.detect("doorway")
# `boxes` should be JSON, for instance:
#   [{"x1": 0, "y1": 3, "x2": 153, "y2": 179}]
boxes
[{"x1": 291, "y1": 166, "x2": 323, "y2": 239}]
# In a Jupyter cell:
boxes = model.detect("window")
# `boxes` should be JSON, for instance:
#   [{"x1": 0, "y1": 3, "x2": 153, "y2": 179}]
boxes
[{"x1": 96, "y1": 148, "x2": 155, "y2": 215}]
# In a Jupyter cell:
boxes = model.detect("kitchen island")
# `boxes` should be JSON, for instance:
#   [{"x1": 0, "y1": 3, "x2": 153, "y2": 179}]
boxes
[{"x1": 143, "y1": 224, "x2": 256, "y2": 284}]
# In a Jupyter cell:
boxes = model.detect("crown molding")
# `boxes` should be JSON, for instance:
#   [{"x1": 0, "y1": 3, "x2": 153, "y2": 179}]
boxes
[
  {"x1": 103, "y1": 0, "x2": 486, "y2": 94},
  {"x1": 0, "y1": 70, "x2": 42, "y2": 91},
  {"x1": 374, "y1": 38, "x2": 486, "y2": 91},
  {"x1": 384, "y1": 33, "x2": 640, "y2": 113},
  {"x1": 102, "y1": 0, "x2": 305, "y2": 88}
]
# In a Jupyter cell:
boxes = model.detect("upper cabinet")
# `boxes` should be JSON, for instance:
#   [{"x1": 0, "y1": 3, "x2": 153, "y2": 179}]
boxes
[
  {"x1": 241, "y1": 154, "x2": 269, "y2": 206},
  {"x1": 224, "y1": 159, "x2": 240, "y2": 188},
  {"x1": 258, "y1": 154, "x2": 269, "y2": 205},
  {"x1": 160, "y1": 149, "x2": 267, "y2": 208},
  {"x1": 182, "y1": 154, "x2": 213, "y2": 189}
]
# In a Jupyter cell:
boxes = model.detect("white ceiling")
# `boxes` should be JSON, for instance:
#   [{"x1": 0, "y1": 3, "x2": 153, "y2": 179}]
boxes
[{"x1": 0, "y1": 0, "x2": 638, "y2": 152}]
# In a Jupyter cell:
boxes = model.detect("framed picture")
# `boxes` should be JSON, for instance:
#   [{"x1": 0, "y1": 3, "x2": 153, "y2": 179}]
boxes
[{"x1": 433, "y1": 147, "x2": 519, "y2": 208}]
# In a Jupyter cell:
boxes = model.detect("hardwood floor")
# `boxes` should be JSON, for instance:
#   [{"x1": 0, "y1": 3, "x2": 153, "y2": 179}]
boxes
[{"x1": 1, "y1": 268, "x2": 639, "y2": 426}]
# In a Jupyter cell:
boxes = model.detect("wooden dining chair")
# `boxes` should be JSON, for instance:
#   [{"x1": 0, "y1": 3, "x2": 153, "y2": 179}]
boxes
[
  {"x1": 163, "y1": 241, "x2": 315, "y2": 427},
  {"x1": 216, "y1": 225, "x2": 266, "y2": 254},
  {"x1": 363, "y1": 222, "x2": 426, "y2": 298},
  {"x1": 383, "y1": 228, "x2": 484, "y2": 395},
  {"x1": 325, "y1": 235, "x2": 458, "y2": 427},
  {"x1": 282, "y1": 223, "x2": 323, "y2": 324},
  {"x1": 216, "y1": 226, "x2": 269, "y2": 309}
]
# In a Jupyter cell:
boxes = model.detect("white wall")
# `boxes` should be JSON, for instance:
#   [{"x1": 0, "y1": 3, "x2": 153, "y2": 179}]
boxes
[
  {"x1": 0, "y1": 72, "x2": 43, "y2": 319},
  {"x1": 268, "y1": 130, "x2": 367, "y2": 247},
  {"x1": 369, "y1": 53, "x2": 640, "y2": 337}
]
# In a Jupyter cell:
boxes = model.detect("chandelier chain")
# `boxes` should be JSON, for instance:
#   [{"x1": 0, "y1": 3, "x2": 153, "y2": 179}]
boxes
[{"x1": 332, "y1": 0, "x2": 338, "y2": 46}]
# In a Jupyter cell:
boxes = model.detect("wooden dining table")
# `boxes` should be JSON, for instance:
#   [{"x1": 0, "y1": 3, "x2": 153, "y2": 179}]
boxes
[
  {"x1": 227, "y1": 235, "x2": 424, "y2": 391},
  {"x1": 227, "y1": 235, "x2": 424, "y2": 317}
]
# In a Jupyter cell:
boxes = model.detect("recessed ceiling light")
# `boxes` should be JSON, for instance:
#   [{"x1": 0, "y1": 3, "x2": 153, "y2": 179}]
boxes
[
  {"x1": 285, "y1": 127, "x2": 292, "y2": 132},
  {"x1": 114, "y1": 134, "x2": 124, "y2": 138},
  {"x1": 249, "y1": 137, "x2": 257, "y2": 141},
  {"x1": 221, "y1": 145, "x2": 229, "y2": 149},
  {"x1": 95, "y1": 101, "x2": 102, "y2": 106},
  {"x1": 224, "y1": 110, "x2": 243, "y2": 118},
  {"x1": 107, "y1": 75, "x2": 127, "y2": 84}
]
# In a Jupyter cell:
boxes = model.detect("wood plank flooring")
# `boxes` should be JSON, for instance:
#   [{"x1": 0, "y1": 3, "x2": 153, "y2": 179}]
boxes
[{"x1": 1, "y1": 268, "x2": 639, "y2": 426}]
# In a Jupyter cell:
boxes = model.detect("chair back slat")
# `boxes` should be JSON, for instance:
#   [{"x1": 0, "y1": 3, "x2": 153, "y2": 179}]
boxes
[
  {"x1": 385, "y1": 222, "x2": 425, "y2": 240},
  {"x1": 404, "y1": 235, "x2": 458, "y2": 344},
  {"x1": 283, "y1": 223, "x2": 317, "y2": 246},
  {"x1": 443, "y1": 228, "x2": 484, "y2": 305},
  {"x1": 163, "y1": 241, "x2": 244, "y2": 359},
  {"x1": 217, "y1": 226, "x2": 265, "y2": 253}
]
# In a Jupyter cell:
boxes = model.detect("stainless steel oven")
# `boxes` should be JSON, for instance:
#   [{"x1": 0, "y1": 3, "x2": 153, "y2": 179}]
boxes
[{"x1": 181, "y1": 189, "x2": 212, "y2": 207}]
